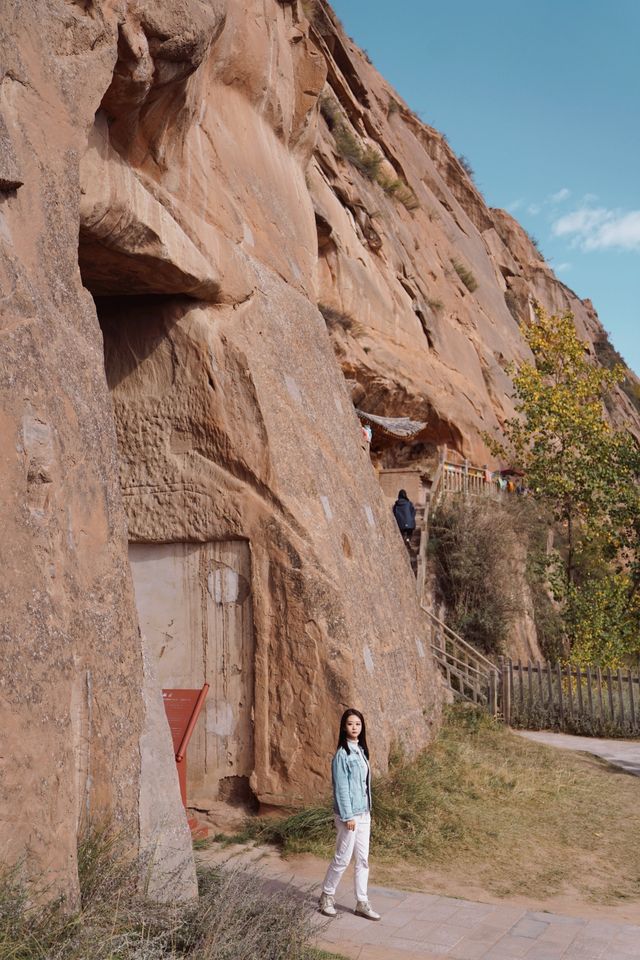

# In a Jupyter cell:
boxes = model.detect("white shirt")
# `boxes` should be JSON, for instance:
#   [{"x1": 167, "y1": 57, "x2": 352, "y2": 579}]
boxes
[{"x1": 347, "y1": 740, "x2": 370, "y2": 810}]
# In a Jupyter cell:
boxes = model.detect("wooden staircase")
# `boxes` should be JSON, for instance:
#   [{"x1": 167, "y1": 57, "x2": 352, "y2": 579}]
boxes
[
  {"x1": 410, "y1": 450, "x2": 499, "y2": 711},
  {"x1": 380, "y1": 448, "x2": 502, "y2": 709},
  {"x1": 422, "y1": 605, "x2": 498, "y2": 710}
]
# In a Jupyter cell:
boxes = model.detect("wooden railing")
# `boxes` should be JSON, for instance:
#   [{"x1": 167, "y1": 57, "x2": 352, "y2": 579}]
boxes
[
  {"x1": 415, "y1": 459, "x2": 443, "y2": 601},
  {"x1": 442, "y1": 461, "x2": 497, "y2": 497},
  {"x1": 422, "y1": 605, "x2": 498, "y2": 712}
]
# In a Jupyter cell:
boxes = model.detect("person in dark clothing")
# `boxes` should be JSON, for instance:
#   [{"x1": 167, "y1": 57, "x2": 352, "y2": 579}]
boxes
[{"x1": 392, "y1": 489, "x2": 416, "y2": 546}]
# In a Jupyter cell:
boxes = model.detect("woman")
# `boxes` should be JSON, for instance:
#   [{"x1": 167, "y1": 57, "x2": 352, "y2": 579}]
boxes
[{"x1": 319, "y1": 709, "x2": 381, "y2": 920}]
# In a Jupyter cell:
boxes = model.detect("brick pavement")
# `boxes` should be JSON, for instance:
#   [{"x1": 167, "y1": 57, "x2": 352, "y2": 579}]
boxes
[
  {"x1": 198, "y1": 843, "x2": 640, "y2": 959},
  {"x1": 312, "y1": 883, "x2": 640, "y2": 959}
]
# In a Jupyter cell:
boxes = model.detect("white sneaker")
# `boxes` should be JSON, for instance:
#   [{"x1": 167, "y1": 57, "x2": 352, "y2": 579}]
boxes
[
  {"x1": 355, "y1": 900, "x2": 381, "y2": 920},
  {"x1": 319, "y1": 892, "x2": 337, "y2": 917}
]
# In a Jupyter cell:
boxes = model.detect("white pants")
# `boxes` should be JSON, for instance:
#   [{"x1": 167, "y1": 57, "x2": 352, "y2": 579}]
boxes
[{"x1": 322, "y1": 812, "x2": 371, "y2": 902}]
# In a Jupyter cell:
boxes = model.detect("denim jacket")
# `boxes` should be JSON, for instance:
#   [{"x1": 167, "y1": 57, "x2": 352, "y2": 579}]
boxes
[{"x1": 332, "y1": 744, "x2": 372, "y2": 821}]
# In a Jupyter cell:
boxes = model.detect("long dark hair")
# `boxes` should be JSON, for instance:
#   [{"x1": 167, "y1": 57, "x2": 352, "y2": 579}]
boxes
[{"x1": 337, "y1": 708, "x2": 369, "y2": 759}]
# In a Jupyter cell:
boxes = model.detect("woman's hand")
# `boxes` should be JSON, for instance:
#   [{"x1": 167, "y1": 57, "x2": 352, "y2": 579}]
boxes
[{"x1": 346, "y1": 819, "x2": 356, "y2": 831}]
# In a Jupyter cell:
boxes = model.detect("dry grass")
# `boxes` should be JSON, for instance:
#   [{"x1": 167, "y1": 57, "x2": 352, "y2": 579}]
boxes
[
  {"x1": 318, "y1": 304, "x2": 354, "y2": 331},
  {"x1": 320, "y1": 93, "x2": 418, "y2": 211},
  {"x1": 234, "y1": 706, "x2": 640, "y2": 903},
  {"x1": 0, "y1": 821, "x2": 334, "y2": 960},
  {"x1": 377, "y1": 175, "x2": 419, "y2": 210},
  {"x1": 451, "y1": 259, "x2": 478, "y2": 293}
]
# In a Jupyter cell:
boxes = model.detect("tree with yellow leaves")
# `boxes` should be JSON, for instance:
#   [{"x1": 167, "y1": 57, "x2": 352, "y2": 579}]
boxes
[{"x1": 486, "y1": 305, "x2": 640, "y2": 662}]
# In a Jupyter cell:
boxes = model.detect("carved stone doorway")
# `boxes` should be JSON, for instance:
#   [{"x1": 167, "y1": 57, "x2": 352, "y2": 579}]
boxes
[{"x1": 129, "y1": 540, "x2": 255, "y2": 808}]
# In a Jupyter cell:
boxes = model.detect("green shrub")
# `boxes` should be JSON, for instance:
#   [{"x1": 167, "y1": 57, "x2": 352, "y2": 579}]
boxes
[
  {"x1": 451, "y1": 260, "x2": 478, "y2": 292},
  {"x1": 332, "y1": 124, "x2": 363, "y2": 165},
  {"x1": 427, "y1": 297, "x2": 444, "y2": 312}
]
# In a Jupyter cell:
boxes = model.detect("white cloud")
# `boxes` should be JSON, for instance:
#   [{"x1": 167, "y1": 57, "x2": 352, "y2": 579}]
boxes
[
  {"x1": 555, "y1": 262, "x2": 572, "y2": 273},
  {"x1": 507, "y1": 198, "x2": 524, "y2": 212},
  {"x1": 527, "y1": 203, "x2": 541, "y2": 215},
  {"x1": 549, "y1": 187, "x2": 570, "y2": 203},
  {"x1": 591, "y1": 211, "x2": 640, "y2": 251},
  {"x1": 553, "y1": 207, "x2": 609, "y2": 237},
  {"x1": 552, "y1": 205, "x2": 640, "y2": 252}
]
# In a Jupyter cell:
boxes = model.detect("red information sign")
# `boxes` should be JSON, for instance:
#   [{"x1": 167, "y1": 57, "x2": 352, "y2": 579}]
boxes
[{"x1": 162, "y1": 686, "x2": 209, "y2": 808}]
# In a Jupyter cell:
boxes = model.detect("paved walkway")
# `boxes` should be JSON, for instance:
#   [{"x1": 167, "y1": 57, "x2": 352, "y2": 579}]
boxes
[
  {"x1": 307, "y1": 878, "x2": 640, "y2": 959},
  {"x1": 517, "y1": 730, "x2": 640, "y2": 777},
  {"x1": 199, "y1": 844, "x2": 640, "y2": 959}
]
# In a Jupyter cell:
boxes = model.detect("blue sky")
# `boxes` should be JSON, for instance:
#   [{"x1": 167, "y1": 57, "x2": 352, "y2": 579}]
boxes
[{"x1": 330, "y1": 0, "x2": 640, "y2": 374}]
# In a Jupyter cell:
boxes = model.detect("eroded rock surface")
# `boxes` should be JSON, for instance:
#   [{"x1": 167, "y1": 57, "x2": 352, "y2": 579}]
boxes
[
  {"x1": 2, "y1": 0, "x2": 638, "y2": 897},
  {"x1": 308, "y1": 2, "x2": 640, "y2": 463},
  {"x1": 91, "y1": 0, "x2": 443, "y2": 809},
  {"x1": 0, "y1": 0, "x2": 196, "y2": 902}
]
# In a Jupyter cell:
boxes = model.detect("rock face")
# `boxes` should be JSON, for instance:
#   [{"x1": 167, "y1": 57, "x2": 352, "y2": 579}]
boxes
[
  {"x1": 89, "y1": 0, "x2": 443, "y2": 811},
  {"x1": 0, "y1": 0, "x2": 443, "y2": 895},
  {"x1": 0, "y1": 0, "x2": 197, "y2": 902},
  {"x1": 308, "y1": 3, "x2": 640, "y2": 462},
  {"x1": 2, "y1": 0, "x2": 637, "y2": 897}
]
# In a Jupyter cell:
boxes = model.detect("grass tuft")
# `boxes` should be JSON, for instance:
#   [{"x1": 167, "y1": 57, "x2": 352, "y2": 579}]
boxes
[
  {"x1": 377, "y1": 176, "x2": 419, "y2": 210},
  {"x1": 457, "y1": 154, "x2": 475, "y2": 181},
  {"x1": 318, "y1": 304, "x2": 354, "y2": 331},
  {"x1": 451, "y1": 259, "x2": 478, "y2": 293},
  {"x1": 320, "y1": 94, "x2": 418, "y2": 210}
]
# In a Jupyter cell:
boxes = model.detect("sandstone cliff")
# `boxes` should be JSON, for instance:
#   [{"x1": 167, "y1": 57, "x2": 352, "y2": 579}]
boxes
[
  {"x1": 2, "y1": 0, "x2": 637, "y2": 897},
  {"x1": 308, "y1": 1, "x2": 640, "y2": 465},
  {"x1": 0, "y1": 0, "x2": 443, "y2": 895},
  {"x1": 0, "y1": 0, "x2": 196, "y2": 900}
]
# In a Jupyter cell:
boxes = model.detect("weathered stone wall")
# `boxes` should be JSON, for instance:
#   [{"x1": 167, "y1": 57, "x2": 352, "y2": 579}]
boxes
[
  {"x1": 0, "y1": 0, "x2": 196, "y2": 901},
  {"x1": 1, "y1": 0, "x2": 445, "y2": 898},
  {"x1": 83, "y1": 0, "x2": 444, "y2": 809}
]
